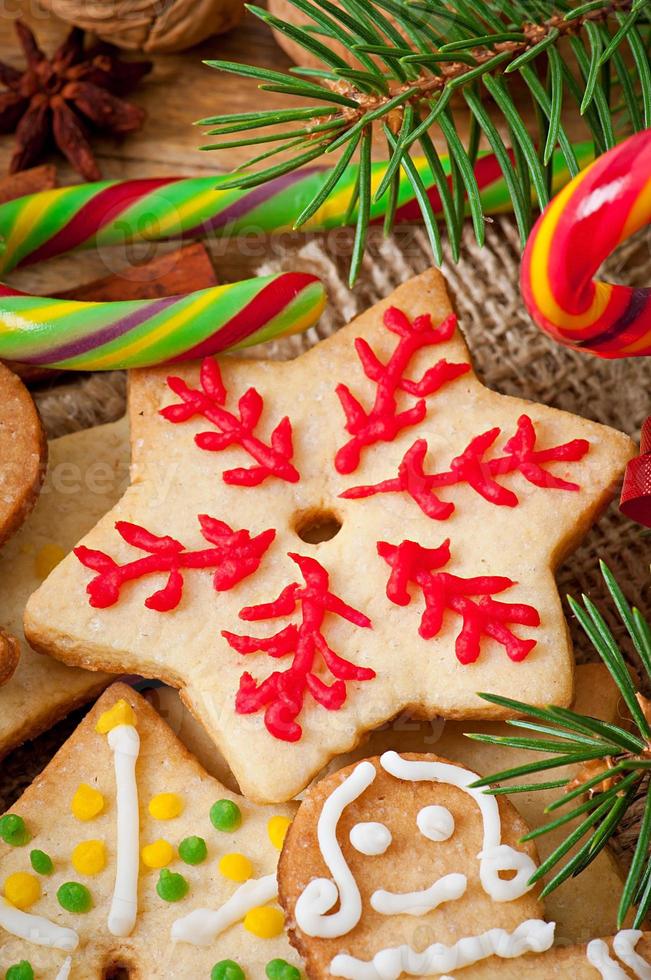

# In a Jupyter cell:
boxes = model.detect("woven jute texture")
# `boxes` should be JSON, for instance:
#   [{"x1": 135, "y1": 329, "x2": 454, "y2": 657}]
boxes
[{"x1": 5, "y1": 216, "x2": 650, "y2": 861}]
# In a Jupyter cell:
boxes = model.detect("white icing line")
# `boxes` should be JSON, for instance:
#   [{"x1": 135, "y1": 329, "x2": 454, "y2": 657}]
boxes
[
  {"x1": 55, "y1": 957, "x2": 73, "y2": 980},
  {"x1": 370, "y1": 872, "x2": 466, "y2": 916},
  {"x1": 613, "y1": 930, "x2": 651, "y2": 979},
  {"x1": 171, "y1": 873, "x2": 277, "y2": 946},
  {"x1": 587, "y1": 938, "x2": 629, "y2": 979},
  {"x1": 0, "y1": 897, "x2": 78, "y2": 951},
  {"x1": 330, "y1": 918, "x2": 555, "y2": 979},
  {"x1": 380, "y1": 751, "x2": 537, "y2": 902},
  {"x1": 349, "y1": 822, "x2": 392, "y2": 857},
  {"x1": 295, "y1": 761, "x2": 376, "y2": 938},
  {"x1": 417, "y1": 804, "x2": 454, "y2": 842},
  {"x1": 107, "y1": 724, "x2": 140, "y2": 938}
]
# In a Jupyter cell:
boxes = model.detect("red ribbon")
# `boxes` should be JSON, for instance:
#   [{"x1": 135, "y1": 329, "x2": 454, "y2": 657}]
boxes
[{"x1": 620, "y1": 417, "x2": 651, "y2": 527}]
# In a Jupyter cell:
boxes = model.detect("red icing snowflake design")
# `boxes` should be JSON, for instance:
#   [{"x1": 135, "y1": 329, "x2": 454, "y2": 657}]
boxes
[
  {"x1": 342, "y1": 415, "x2": 590, "y2": 519},
  {"x1": 75, "y1": 517, "x2": 275, "y2": 611},
  {"x1": 377, "y1": 538, "x2": 540, "y2": 664},
  {"x1": 223, "y1": 553, "x2": 374, "y2": 742},
  {"x1": 161, "y1": 358, "x2": 299, "y2": 486},
  {"x1": 334, "y1": 308, "x2": 470, "y2": 474}
]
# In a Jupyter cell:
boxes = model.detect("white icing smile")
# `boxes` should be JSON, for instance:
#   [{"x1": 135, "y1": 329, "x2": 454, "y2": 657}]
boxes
[{"x1": 370, "y1": 872, "x2": 466, "y2": 916}]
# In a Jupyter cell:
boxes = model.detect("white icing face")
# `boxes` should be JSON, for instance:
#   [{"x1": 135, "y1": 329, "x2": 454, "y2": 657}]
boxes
[
  {"x1": 349, "y1": 822, "x2": 392, "y2": 856},
  {"x1": 293, "y1": 752, "x2": 543, "y2": 977},
  {"x1": 416, "y1": 804, "x2": 454, "y2": 842}
]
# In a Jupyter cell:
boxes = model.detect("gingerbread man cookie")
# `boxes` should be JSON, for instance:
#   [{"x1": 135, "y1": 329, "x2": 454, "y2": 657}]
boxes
[
  {"x1": 0, "y1": 630, "x2": 19, "y2": 688},
  {"x1": 0, "y1": 363, "x2": 45, "y2": 548},
  {"x1": 278, "y1": 752, "x2": 651, "y2": 979},
  {"x1": 0, "y1": 363, "x2": 46, "y2": 687},
  {"x1": 0, "y1": 683, "x2": 300, "y2": 978},
  {"x1": 24, "y1": 269, "x2": 634, "y2": 803}
]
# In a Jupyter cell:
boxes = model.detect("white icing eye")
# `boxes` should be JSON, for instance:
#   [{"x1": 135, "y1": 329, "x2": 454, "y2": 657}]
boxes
[
  {"x1": 349, "y1": 821, "x2": 392, "y2": 856},
  {"x1": 417, "y1": 805, "x2": 455, "y2": 842}
]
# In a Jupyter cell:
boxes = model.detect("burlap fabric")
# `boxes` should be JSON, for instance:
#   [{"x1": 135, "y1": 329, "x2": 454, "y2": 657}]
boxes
[{"x1": 3, "y1": 216, "x2": 650, "y2": 863}]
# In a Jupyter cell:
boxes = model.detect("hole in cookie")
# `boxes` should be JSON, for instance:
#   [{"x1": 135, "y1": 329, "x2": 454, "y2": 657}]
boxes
[{"x1": 294, "y1": 509, "x2": 342, "y2": 544}]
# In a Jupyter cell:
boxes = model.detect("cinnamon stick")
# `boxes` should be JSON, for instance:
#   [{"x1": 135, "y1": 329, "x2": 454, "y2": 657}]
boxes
[
  {"x1": 54, "y1": 242, "x2": 217, "y2": 302},
  {"x1": 0, "y1": 164, "x2": 57, "y2": 205}
]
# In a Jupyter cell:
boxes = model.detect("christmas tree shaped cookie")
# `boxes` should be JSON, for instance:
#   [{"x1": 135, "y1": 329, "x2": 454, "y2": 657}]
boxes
[
  {"x1": 24, "y1": 269, "x2": 634, "y2": 803},
  {"x1": 279, "y1": 751, "x2": 651, "y2": 979},
  {"x1": 0, "y1": 683, "x2": 299, "y2": 978}
]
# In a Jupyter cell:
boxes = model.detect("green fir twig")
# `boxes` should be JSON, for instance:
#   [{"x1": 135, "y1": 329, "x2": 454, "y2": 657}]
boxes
[
  {"x1": 468, "y1": 560, "x2": 651, "y2": 928},
  {"x1": 200, "y1": 0, "x2": 651, "y2": 283}
]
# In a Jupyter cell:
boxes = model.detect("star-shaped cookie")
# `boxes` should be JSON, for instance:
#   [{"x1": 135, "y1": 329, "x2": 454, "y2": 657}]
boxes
[
  {"x1": 24, "y1": 269, "x2": 634, "y2": 803},
  {"x1": 0, "y1": 683, "x2": 299, "y2": 978}
]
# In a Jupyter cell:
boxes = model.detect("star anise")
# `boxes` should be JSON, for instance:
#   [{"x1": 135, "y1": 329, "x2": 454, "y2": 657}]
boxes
[{"x1": 0, "y1": 20, "x2": 152, "y2": 181}]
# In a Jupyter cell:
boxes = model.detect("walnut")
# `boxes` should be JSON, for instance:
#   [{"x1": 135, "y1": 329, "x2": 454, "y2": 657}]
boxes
[{"x1": 41, "y1": 0, "x2": 244, "y2": 54}]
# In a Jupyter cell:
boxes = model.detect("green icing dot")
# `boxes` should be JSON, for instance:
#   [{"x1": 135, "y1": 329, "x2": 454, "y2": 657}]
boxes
[
  {"x1": 57, "y1": 881, "x2": 92, "y2": 913},
  {"x1": 211, "y1": 960, "x2": 245, "y2": 980},
  {"x1": 210, "y1": 799, "x2": 241, "y2": 832},
  {"x1": 30, "y1": 848, "x2": 54, "y2": 875},
  {"x1": 156, "y1": 868, "x2": 188, "y2": 903},
  {"x1": 266, "y1": 961, "x2": 301, "y2": 980},
  {"x1": 5, "y1": 963, "x2": 34, "y2": 980},
  {"x1": 178, "y1": 835, "x2": 207, "y2": 865},
  {"x1": 0, "y1": 814, "x2": 30, "y2": 847}
]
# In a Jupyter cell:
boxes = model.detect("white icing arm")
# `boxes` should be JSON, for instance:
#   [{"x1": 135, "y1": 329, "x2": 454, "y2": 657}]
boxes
[
  {"x1": 0, "y1": 897, "x2": 78, "y2": 951},
  {"x1": 613, "y1": 930, "x2": 651, "y2": 979},
  {"x1": 108, "y1": 724, "x2": 141, "y2": 938},
  {"x1": 330, "y1": 918, "x2": 555, "y2": 980},
  {"x1": 587, "y1": 939, "x2": 629, "y2": 979},
  {"x1": 371, "y1": 873, "x2": 466, "y2": 916},
  {"x1": 171, "y1": 874, "x2": 277, "y2": 946}
]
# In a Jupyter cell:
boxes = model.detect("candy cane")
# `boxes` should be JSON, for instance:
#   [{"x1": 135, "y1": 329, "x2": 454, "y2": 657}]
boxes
[
  {"x1": 521, "y1": 129, "x2": 651, "y2": 358},
  {"x1": 0, "y1": 143, "x2": 593, "y2": 371}
]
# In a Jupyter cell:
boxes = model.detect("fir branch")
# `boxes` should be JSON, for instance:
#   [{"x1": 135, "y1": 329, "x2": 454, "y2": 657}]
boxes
[
  {"x1": 468, "y1": 560, "x2": 651, "y2": 927},
  {"x1": 200, "y1": 0, "x2": 649, "y2": 280}
]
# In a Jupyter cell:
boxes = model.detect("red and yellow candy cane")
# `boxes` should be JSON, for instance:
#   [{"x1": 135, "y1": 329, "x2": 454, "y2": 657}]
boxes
[{"x1": 521, "y1": 129, "x2": 651, "y2": 358}]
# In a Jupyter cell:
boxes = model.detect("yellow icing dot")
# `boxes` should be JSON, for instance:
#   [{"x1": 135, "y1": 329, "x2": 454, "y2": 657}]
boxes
[
  {"x1": 141, "y1": 839, "x2": 175, "y2": 869},
  {"x1": 148, "y1": 793, "x2": 183, "y2": 821},
  {"x1": 96, "y1": 699, "x2": 137, "y2": 734},
  {"x1": 218, "y1": 853, "x2": 253, "y2": 883},
  {"x1": 71, "y1": 784, "x2": 105, "y2": 822},
  {"x1": 244, "y1": 905, "x2": 285, "y2": 939},
  {"x1": 268, "y1": 815, "x2": 292, "y2": 850},
  {"x1": 34, "y1": 543, "x2": 66, "y2": 579},
  {"x1": 4, "y1": 872, "x2": 41, "y2": 910},
  {"x1": 72, "y1": 840, "x2": 107, "y2": 876}
]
